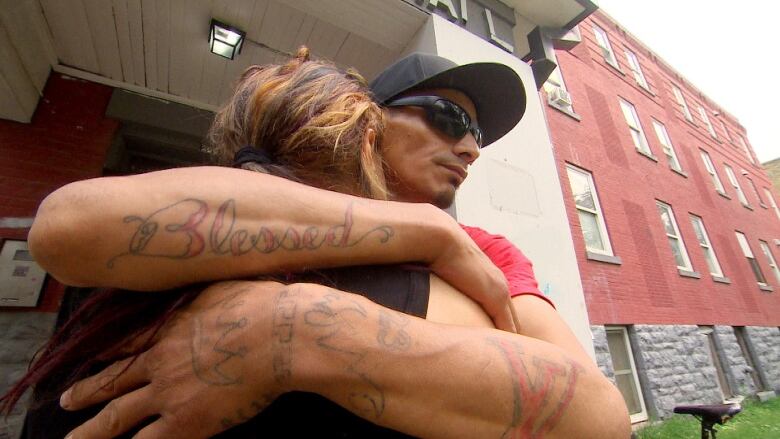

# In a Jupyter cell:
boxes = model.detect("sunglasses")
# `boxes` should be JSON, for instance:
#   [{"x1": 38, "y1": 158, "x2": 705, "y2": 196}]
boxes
[{"x1": 385, "y1": 96, "x2": 483, "y2": 148}]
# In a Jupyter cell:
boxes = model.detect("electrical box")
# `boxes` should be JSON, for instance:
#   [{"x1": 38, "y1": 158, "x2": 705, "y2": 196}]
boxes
[{"x1": 0, "y1": 240, "x2": 46, "y2": 307}]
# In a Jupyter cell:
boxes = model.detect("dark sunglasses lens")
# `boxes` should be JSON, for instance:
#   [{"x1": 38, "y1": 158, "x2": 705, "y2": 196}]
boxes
[{"x1": 429, "y1": 100, "x2": 469, "y2": 138}]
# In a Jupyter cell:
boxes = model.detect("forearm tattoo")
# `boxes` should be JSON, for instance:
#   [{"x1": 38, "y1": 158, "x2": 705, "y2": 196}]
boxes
[
  {"x1": 107, "y1": 199, "x2": 394, "y2": 267},
  {"x1": 489, "y1": 338, "x2": 584, "y2": 439}
]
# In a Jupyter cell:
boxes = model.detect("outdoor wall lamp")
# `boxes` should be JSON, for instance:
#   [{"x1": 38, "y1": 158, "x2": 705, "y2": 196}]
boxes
[{"x1": 209, "y1": 19, "x2": 245, "y2": 60}]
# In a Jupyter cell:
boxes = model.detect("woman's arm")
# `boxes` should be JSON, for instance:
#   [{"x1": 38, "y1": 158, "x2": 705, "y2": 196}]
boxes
[
  {"x1": 30, "y1": 166, "x2": 515, "y2": 330},
  {"x1": 61, "y1": 281, "x2": 631, "y2": 439}
]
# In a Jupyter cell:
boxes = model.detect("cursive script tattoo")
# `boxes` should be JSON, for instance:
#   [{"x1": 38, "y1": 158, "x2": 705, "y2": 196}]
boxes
[
  {"x1": 489, "y1": 338, "x2": 584, "y2": 439},
  {"x1": 190, "y1": 285, "x2": 251, "y2": 386},
  {"x1": 303, "y1": 291, "x2": 386, "y2": 419},
  {"x1": 271, "y1": 287, "x2": 298, "y2": 384},
  {"x1": 108, "y1": 199, "x2": 394, "y2": 267},
  {"x1": 377, "y1": 310, "x2": 411, "y2": 351}
]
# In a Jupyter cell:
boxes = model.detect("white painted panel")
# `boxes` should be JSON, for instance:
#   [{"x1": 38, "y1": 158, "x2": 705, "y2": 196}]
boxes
[
  {"x1": 333, "y1": 33, "x2": 396, "y2": 81},
  {"x1": 423, "y1": 16, "x2": 595, "y2": 357},
  {"x1": 244, "y1": 0, "x2": 271, "y2": 42},
  {"x1": 305, "y1": 19, "x2": 348, "y2": 60},
  {"x1": 285, "y1": 0, "x2": 426, "y2": 51},
  {"x1": 112, "y1": 0, "x2": 136, "y2": 84},
  {"x1": 0, "y1": 20, "x2": 38, "y2": 120},
  {"x1": 126, "y1": 0, "x2": 146, "y2": 86},
  {"x1": 40, "y1": 0, "x2": 100, "y2": 73},
  {"x1": 155, "y1": 0, "x2": 171, "y2": 93},
  {"x1": 257, "y1": 1, "x2": 311, "y2": 55},
  {"x1": 83, "y1": 0, "x2": 123, "y2": 80},
  {"x1": 0, "y1": 1, "x2": 53, "y2": 93},
  {"x1": 141, "y1": 0, "x2": 158, "y2": 90},
  {"x1": 168, "y1": 0, "x2": 210, "y2": 99}
]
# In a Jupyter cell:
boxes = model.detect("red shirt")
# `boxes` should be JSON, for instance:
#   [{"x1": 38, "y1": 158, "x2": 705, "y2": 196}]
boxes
[{"x1": 461, "y1": 224, "x2": 555, "y2": 309}]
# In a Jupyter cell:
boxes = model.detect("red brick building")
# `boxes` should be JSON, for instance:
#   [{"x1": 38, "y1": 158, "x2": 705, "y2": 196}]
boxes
[{"x1": 542, "y1": 9, "x2": 780, "y2": 422}]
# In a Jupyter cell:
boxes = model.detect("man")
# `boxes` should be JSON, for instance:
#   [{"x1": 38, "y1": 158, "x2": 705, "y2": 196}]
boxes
[{"x1": 28, "y1": 53, "x2": 630, "y2": 437}]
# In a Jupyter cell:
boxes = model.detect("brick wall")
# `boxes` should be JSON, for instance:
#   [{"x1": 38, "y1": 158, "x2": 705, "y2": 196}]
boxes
[
  {"x1": 544, "y1": 12, "x2": 780, "y2": 326},
  {"x1": 0, "y1": 72, "x2": 117, "y2": 311}
]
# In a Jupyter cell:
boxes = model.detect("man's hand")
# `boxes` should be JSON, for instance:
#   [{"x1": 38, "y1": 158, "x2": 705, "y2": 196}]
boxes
[
  {"x1": 427, "y1": 218, "x2": 517, "y2": 332},
  {"x1": 60, "y1": 281, "x2": 299, "y2": 439}
]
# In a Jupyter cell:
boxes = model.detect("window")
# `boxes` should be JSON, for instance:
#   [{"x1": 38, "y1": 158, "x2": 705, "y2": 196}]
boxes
[
  {"x1": 735, "y1": 231, "x2": 767, "y2": 285},
  {"x1": 624, "y1": 49, "x2": 648, "y2": 89},
  {"x1": 738, "y1": 136, "x2": 756, "y2": 165},
  {"x1": 593, "y1": 25, "x2": 619, "y2": 68},
  {"x1": 734, "y1": 327, "x2": 767, "y2": 391},
  {"x1": 619, "y1": 99, "x2": 651, "y2": 155},
  {"x1": 745, "y1": 176, "x2": 764, "y2": 207},
  {"x1": 690, "y1": 215, "x2": 723, "y2": 277},
  {"x1": 672, "y1": 85, "x2": 693, "y2": 122},
  {"x1": 700, "y1": 150, "x2": 726, "y2": 194},
  {"x1": 652, "y1": 120, "x2": 682, "y2": 172},
  {"x1": 543, "y1": 52, "x2": 574, "y2": 113},
  {"x1": 723, "y1": 165, "x2": 750, "y2": 207},
  {"x1": 566, "y1": 165, "x2": 615, "y2": 256},
  {"x1": 657, "y1": 201, "x2": 693, "y2": 271},
  {"x1": 698, "y1": 106, "x2": 717, "y2": 139},
  {"x1": 764, "y1": 187, "x2": 780, "y2": 220},
  {"x1": 605, "y1": 327, "x2": 647, "y2": 423},
  {"x1": 759, "y1": 240, "x2": 780, "y2": 284},
  {"x1": 719, "y1": 118, "x2": 733, "y2": 142},
  {"x1": 699, "y1": 326, "x2": 733, "y2": 400}
]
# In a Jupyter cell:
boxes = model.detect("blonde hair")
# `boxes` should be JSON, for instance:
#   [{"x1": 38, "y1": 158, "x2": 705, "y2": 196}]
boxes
[{"x1": 209, "y1": 47, "x2": 388, "y2": 199}]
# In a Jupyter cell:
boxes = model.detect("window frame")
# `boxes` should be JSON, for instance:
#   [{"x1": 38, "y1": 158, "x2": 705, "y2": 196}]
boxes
[
  {"x1": 764, "y1": 187, "x2": 780, "y2": 221},
  {"x1": 656, "y1": 201, "x2": 694, "y2": 271},
  {"x1": 723, "y1": 164, "x2": 750, "y2": 208},
  {"x1": 690, "y1": 215, "x2": 724, "y2": 277},
  {"x1": 759, "y1": 240, "x2": 780, "y2": 284},
  {"x1": 700, "y1": 150, "x2": 726, "y2": 194},
  {"x1": 624, "y1": 49, "x2": 649, "y2": 90},
  {"x1": 593, "y1": 25, "x2": 620, "y2": 69},
  {"x1": 605, "y1": 326, "x2": 648, "y2": 423},
  {"x1": 735, "y1": 231, "x2": 768, "y2": 286},
  {"x1": 566, "y1": 164, "x2": 616, "y2": 256},
  {"x1": 738, "y1": 135, "x2": 756, "y2": 165},
  {"x1": 672, "y1": 84, "x2": 694, "y2": 122},
  {"x1": 542, "y1": 51, "x2": 575, "y2": 114},
  {"x1": 619, "y1": 98, "x2": 652, "y2": 156},
  {"x1": 652, "y1": 119, "x2": 683, "y2": 172},
  {"x1": 698, "y1": 106, "x2": 718, "y2": 139}
]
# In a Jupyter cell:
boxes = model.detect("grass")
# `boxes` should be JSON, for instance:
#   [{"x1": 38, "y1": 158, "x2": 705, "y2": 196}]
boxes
[{"x1": 635, "y1": 397, "x2": 780, "y2": 439}]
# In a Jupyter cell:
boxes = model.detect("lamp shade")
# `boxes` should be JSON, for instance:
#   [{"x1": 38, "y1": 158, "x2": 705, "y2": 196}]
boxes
[{"x1": 209, "y1": 19, "x2": 245, "y2": 60}]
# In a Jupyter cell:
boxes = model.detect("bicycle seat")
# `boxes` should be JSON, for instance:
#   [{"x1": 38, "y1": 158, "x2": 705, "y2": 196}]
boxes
[{"x1": 673, "y1": 403, "x2": 742, "y2": 421}]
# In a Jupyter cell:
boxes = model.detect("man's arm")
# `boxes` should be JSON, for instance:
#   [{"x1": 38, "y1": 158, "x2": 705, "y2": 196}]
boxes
[
  {"x1": 61, "y1": 281, "x2": 631, "y2": 439},
  {"x1": 30, "y1": 166, "x2": 515, "y2": 330}
]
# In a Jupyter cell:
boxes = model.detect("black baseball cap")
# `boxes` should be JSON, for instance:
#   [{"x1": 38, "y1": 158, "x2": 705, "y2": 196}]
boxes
[{"x1": 369, "y1": 52, "x2": 526, "y2": 147}]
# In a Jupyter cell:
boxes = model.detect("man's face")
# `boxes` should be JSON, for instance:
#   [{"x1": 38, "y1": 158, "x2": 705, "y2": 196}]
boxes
[{"x1": 380, "y1": 88, "x2": 480, "y2": 208}]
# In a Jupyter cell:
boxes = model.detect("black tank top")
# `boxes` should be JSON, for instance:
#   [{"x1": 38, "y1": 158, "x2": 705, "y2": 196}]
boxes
[{"x1": 23, "y1": 265, "x2": 430, "y2": 438}]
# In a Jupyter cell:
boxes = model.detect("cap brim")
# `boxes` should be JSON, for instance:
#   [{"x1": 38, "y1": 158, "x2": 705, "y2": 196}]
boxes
[{"x1": 402, "y1": 63, "x2": 526, "y2": 147}]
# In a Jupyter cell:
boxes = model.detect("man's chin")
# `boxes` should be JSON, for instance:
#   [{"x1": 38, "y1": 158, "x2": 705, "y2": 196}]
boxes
[{"x1": 431, "y1": 189, "x2": 456, "y2": 209}]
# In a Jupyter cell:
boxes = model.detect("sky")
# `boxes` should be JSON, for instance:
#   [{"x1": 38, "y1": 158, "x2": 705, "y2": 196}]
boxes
[{"x1": 594, "y1": 0, "x2": 780, "y2": 163}]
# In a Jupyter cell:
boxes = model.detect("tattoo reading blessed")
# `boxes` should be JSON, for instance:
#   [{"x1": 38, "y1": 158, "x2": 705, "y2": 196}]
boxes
[{"x1": 107, "y1": 199, "x2": 394, "y2": 267}]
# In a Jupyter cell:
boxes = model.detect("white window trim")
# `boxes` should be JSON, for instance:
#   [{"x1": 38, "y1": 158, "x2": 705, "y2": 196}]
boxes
[
  {"x1": 657, "y1": 201, "x2": 694, "y2": 271},
  {"x1": 736, "y1": 231, "x2": 768, "y2": 286},
  {"x1": 738, "y1": 136, "x2": 756, "y2": 165},
  {"x1": 619, "y1": 99, "x2": 652, "y2": 155},
  {"x1": 624, "y1": 49, "x2": 648, "y2": 89},
  {"x1": 745, "y1": 176, "x2": 764, "y2": 206},
  {"x1": 593, "y1": 25, "x2": 619, "y2": 68},
  {"x1": 700, "y1": 150, "x2": 726, "y2": 194},
  {"x1": 672, "y1": 85, "x2": 693, "y2": 122},
  {"x1": 566, "y1": 165, "x2": 616, "y2": 256},
  {"x1": 605, "y1": 326, "x2": 648, "y2": 423},
  {"x1": 724, "y1": 165, "x2": 750, "y2": 207},
  {"x1": 690, "y1": 215, "x2": 724, "y2": 277},
  {"x1": 764, "y1": 187, "x2": 780, "y2": 221},
  {"x1": 652, "y1": 119, "x2": 682, "y2": 172},
  {"x1": 759, "y1": 240, "x2": 780, "y2": 284},
  {"x1": 698, "y1": 106, "x2": 717, "y2": 139},
  {"x1": 542, "y1": 51, "x2": 575, "y2": 113}
]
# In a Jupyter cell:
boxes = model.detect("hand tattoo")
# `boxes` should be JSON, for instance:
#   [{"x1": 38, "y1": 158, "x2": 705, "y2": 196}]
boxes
[{"x1": 109, "y1": 200, "x2": 394, "y2": 267}]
